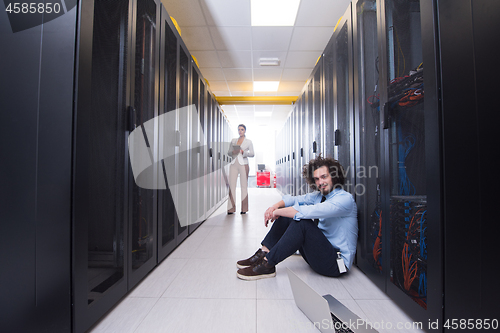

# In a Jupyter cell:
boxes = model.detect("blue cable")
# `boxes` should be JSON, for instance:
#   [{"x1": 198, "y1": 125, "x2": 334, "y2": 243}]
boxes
[{"x1": 397, "y1": 118, "x2": 416, "y2": 195}]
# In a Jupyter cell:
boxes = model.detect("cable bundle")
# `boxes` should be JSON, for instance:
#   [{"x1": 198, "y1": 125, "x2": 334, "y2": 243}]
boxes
[
  {"x1": 390, "y1": 196, "x2": 428, "y2": 309},
  {"x1": 370, "y1": 208, "x2": 383, "y2": 272}
]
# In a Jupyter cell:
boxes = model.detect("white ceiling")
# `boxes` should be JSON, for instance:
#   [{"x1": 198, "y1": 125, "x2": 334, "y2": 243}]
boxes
[{"x1": 161, "y1": 0, "x2": 351, "y2": 132}]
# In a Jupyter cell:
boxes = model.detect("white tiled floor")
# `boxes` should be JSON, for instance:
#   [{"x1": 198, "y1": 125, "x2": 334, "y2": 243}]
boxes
[{"x1": 89, "y1": 188, "x2": 426, "y2": 333}]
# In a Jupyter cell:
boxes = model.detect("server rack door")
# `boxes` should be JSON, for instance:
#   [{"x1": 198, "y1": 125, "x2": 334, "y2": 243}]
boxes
[
  {"x1": 211, "y1": 98, "x2": 218, "y2": 207},
  {"x1": 288, "y1": 117, "x2": 293, "y2": 194},
  {"x1": 352, "y1": 0, "x2": 385, "y2": 289},
  {"x1": 176, "y1": 44, "x2": 190, "y2": 242},
  {"x1": 379, "y1": 0, "x2": 431, "y2": 323},
  {"x1": 189, "y1": 65, "x2": 201, "y2": 234},
  {"x1": 291, "y1": 115, "x2": 295, "y2": 194},
  {"x1": 128, "y1": 0, "x2": 161, "y2": 289},
  {"x1": 437, "y1": 0, "x2": 499, "y2": 323},
  {"x1": 198, "y1": 79, "x2": 208, "y2": 221},
  {"x1": 324, "y1": 39, "x2": 335, "y2": 160},
  {"x1": 1, "y1": 2, "x2": 75, "y2": 331},
  {"x1": 293, "y1": 107, "x2": 299, "y2": 195},
  {"x1": 306, "y1": 81, "x2": 314, "y2": 174},
  {"x1": 72, "y1": 1, "x2": 131, "y2": 331},
  {"x1": 219, "y1": 109, "x2": 224, "y2": 203},
  {"x1": 206, "y1": 93, "x2": 214, "y2": 212},
  {"x1": 284, "y1": 118, "x2": 289, "y2": 194},
  {"x1": 158, "y1": 8, "x2": 178, "y2": 261},
  {"x1": 224, "y1": 114, "x2": 229, "y2": 198},
  {"x1": 333, "y1": 4, "x2": 355, "y2": 192},
  {"x1": 299, "y1": 93, "x2": 307, "y2": 194},
  {"x1": 275, "y1": 131, "x2": 281, "y2": 192},
  {"x1": 312, "y1": 62, "x2": 323, "y2": 159},
  {"x1": 221, "y1": 112, "x2": 228, "y2": 200},
  {"x1": 216, "y1": 109, "x2": 222, "y2": 203}
]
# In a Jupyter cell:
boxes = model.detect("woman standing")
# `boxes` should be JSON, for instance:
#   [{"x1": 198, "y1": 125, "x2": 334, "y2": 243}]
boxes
[{"x1": 227, "y1": 124, "x2": 254, "y2": 214}]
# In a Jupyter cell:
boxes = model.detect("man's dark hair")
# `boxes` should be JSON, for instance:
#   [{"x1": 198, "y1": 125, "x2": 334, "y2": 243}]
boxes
[{"x1": 302, "y1": 154, "x2": 345, "y2": 190}]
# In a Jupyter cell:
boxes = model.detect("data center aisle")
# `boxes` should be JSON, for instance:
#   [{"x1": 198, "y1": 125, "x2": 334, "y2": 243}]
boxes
[{"x1": 89, "y1": 188, "x2": 425, "y2": 333}]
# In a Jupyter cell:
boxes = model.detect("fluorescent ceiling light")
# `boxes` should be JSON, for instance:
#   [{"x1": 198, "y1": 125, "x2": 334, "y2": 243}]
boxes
[
  {"x1": 251, "y1": 0, "x2": 301, "y2": 26},
  {"x1": 255, "y1": 111, "x2": 273, "y2": 117},
  {"x1": 253, "y1": 81, "x2": 280, "y2": 92},
  {"x1": 259, "y1": 58, "x2": 280, "y2": 66}
]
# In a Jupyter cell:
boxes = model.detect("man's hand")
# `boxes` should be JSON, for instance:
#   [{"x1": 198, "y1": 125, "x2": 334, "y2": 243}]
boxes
[
  {"x1": 264, "y1": 200, "x2": 286, "y2": 227},
  {"x1": 264, "y1": 206, "x2": 276, "y2": 227}
]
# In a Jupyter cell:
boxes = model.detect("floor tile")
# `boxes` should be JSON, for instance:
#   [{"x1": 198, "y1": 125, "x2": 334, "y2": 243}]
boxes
[
  {"x1": 257, "y1": 299, "x2": 320, "y2": 333},
  {"x1": 167, "y1": 225, "x2": 214, "y2": 259},
  {"x1": 356, "y1": 299, "x2": 427, "y2": 333},
  {"x1": 89, "y1": 297, "x2": 158, "y2": 333},
  {"x1": 339, "y1": 266, "x2": 390, "y2": 300},
  {"x1": 128, "y1": 258, "x2": 187, "y2": 298},
  {"x1": 162, "y1": 258, "x2": 257, "y2": 299},
  {"x1": 135, "y1": 298, "x2": 256, "y2": 333}
]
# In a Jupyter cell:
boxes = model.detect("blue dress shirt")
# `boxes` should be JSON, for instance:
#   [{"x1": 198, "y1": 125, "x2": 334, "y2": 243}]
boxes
[{"x1": 282, "y1": 188, "x2": 358, "y2": 269}]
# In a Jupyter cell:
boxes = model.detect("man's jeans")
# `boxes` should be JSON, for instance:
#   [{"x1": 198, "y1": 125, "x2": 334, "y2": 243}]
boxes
[{"x1": 261, "y1": 216, "x2": 342, "y2": 277}]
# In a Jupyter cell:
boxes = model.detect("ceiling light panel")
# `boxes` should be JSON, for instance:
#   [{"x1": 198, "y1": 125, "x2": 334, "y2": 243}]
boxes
[
  {"x1": 255, "y1": 111, "x2": 273, "y2": 117},
  {"x1": 259, "y1": 58, "x2": 280, "y2": 66},
  {"x1": 251, "y1": 0, "x2": 301, "y2": 26},
  {"x1": 253, "y1": 81, "x2": 280, "y2": 92}
]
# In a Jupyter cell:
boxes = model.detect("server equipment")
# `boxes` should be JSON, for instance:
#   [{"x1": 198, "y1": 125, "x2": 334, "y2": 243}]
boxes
[
  {"x1": 276, "y1": 0, "x2": 499, "y2": 329},
  {"x1": 0, "y1": 1, "x2": 231, "y2": 332}
]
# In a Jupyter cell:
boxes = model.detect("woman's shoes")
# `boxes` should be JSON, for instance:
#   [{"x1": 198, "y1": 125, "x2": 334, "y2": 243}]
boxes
[{"x1": 240, "y1": 211, "x2": 247, "y2": 214}]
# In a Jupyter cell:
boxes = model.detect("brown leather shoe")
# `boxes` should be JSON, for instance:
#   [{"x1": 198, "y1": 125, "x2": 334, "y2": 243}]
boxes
[
  {"x1": 236, "y1": 259, "x2": 276, "y2": 280},
  {"x1": 236, "y1": 248, "x2": 266, "y2": 269}
]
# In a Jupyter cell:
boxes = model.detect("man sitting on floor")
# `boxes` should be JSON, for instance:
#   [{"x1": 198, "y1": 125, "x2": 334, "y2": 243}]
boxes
[{"x1": 236, "y1": 155, "x2": 358, "y2": 280}]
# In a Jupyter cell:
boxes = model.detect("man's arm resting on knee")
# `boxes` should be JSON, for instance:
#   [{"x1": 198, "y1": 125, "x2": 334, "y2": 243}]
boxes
[{"x1": 272, "y1": 206, "x2": 298, "y2": 219}]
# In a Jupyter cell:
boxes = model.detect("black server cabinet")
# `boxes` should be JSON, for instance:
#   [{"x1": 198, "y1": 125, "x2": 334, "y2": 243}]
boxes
[
  {"x1": 324, "y1": 42, "x2": 335, "y2": 160},
  {"x1": 298, "y1": 94, "x2": 307, "y2": 194},
  {"x1": 188, "y1": 63, "x2": 203, "y2": 234},
  {"x1": 1, "y1": 3, "x2": 77, "y2": 332},
  {"x1": 312, "y1": 61, "x2": 323, "y2": 159},
  {"x1": 158, "y1": 6, "x2": 179, "y2": 261},
  {"x1": 127, "y1": 0, "x2": 160, "y2": 290},
  {"x1": 300, "y1": 89, "x2": 311, "y2": 194},
  {"x1": 175, "y1": 43, "x2": 190, "y2": 243},
  {"x1": 73, "y1": 0, "x2": 161, "y2": 331},
  {"x1": 333, "y1": 4, "x2": 355, "y2": 190},
  {"x1": 293, "y1": 105, "x2": 300, "y2": 195},
  {"x1": 352, "y1": 0, "x2": 385, "y2": 291},
  {"x1": 354, "y1": 0, "x2": 500, "y2": 327},
  {"x1": 435, "y1": 0, "x2": 499, "y2": 325},
  {"x1": 198, "y1": 76, "x2": 208, "y2": 222},
  {"x1": 306, "y1": 80, "x2": 313, "y2": 171},
  {"x1": 206, "y1": 93, "x2": 213, "y2": 213},
  {"x1": 284, "y1": 117, "x2": 290, "y2": 194},
  {"x1": 377, "y1": 0, "x2": 440, "y2": 325}
]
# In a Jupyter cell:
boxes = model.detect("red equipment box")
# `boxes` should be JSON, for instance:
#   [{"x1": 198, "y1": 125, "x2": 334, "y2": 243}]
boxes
[{"x1": 256, "y1": 171, "x2": 271, "y2": 187}]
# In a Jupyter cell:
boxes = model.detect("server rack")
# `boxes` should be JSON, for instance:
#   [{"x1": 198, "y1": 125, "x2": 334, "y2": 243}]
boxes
[
  {"x1": 352, "y1": 0, "x2": 384, "y2": 290},
  {"x1": 333, "y1": 3, "x2": 355, "y2": 191},
  {"x1": 158, "y1": 5, "x2": 179, "y2": 260},
  {"x1": 1, "y1": 2, "x2": 77, "y2": 332},
  {"x1": 73, "y1": 0, "x2": 163, "y2": 330},
  {"x1": 1, "y1": 1, "x2": 229, "y2": 331},
  {"x1": 275, "y1": 0, "x2": 499, "y2": 329}
]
